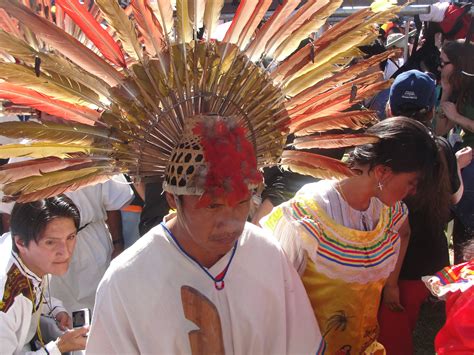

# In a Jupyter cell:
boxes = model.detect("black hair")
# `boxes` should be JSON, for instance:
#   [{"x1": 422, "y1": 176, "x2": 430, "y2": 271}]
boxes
[
  {"x1": 347, "y1": 116, "x2": 438, "y2": 181},
  {"x1": 11, "y1": 195, "x2": 80, "y2": 252},
  {"x1": 391, "y1": 103, "x2": 433, "y2": 124}
]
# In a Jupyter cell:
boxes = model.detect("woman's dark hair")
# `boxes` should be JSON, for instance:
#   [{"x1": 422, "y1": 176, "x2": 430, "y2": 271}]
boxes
[
  {"x1": 347, "y1": 116, "x2": 438, "y2": 180},
  {"x1": 11, "y1": 195, "x2": 80, "y2": 252},
  {"x1": 442, "y1": 40, "x2": 474, "y2": 109}
]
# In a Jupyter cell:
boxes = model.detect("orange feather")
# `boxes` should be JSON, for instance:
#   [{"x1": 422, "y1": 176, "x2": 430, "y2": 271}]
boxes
[
  {"x1": 56, "y1": 0, "x2": 126, "y2": 68},
  {"x1": 0, "y1": 83, "x2": 100, "y2": 125}
]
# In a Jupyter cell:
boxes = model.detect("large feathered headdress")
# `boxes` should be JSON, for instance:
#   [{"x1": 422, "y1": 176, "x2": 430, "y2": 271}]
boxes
[{"x1": 0, "y1": 0, "x2": 402, "y2": 204}]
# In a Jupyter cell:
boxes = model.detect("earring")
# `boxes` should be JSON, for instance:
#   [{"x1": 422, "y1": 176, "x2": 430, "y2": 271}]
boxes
[{"x1": 377, "y1": 181, "x2": 383, "y2": 191}]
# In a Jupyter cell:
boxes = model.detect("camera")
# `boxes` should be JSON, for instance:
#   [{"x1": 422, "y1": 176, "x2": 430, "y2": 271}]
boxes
[{"x1": 72, "y1": 308, "x2": 90, "y2": 328}]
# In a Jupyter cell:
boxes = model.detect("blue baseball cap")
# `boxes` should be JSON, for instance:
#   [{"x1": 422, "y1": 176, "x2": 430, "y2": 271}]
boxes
[{"x1": 389, "y1": 70, "x2": 436, "y2": 116}]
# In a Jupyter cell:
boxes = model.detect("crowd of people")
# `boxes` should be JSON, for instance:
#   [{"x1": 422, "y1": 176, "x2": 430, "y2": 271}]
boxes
[{"x1": 0, "y1": 0, "x2": 473, "y2": 354}]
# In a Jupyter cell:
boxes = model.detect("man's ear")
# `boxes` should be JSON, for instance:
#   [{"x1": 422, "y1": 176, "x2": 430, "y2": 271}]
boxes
[
  {"x1": 165, "y1": 192, "x2": 178, "y2": 210},
  {"x1": 13, "y1": 235, "x2": 27, "y2": 252}
]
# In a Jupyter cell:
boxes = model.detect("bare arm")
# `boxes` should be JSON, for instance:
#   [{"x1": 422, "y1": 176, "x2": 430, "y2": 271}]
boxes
[
  {"x1": 451, "y1": 147, "x2": 473, "y2": 204},
  {"x1": 106, "y1": 210, "x2": 124, "y2": 259},
  {"x1": 133, "y1": 182, "x2": 145, "y2": 201},
  {"x1": 442, "y1": 102, "x2": 474, "y2": 133},
  {"x1": 382, "y1": 219, "x2": 411, "y2": 312}
]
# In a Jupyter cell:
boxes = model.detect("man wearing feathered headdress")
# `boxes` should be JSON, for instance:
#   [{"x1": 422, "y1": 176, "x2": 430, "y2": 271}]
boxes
[
  {"x1": 0, "y1": 0, "x2": 405, "y2": 352},
  {"x1": 86, "y1": 115, "x2": 323, "y2": 353}
]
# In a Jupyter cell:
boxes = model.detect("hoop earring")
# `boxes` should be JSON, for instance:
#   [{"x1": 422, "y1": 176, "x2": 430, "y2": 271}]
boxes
[{"x1": 377, "y1": 181, "x2": 383, "y2": 191}]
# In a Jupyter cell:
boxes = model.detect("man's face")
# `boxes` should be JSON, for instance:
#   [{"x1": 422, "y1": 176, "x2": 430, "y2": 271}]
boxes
[
  {"x1": 175, "y1": 194, "x2": 251, "y2": 258},
  {"x1": 16, "y1": 217, "x2": 77, "y2": 277}
]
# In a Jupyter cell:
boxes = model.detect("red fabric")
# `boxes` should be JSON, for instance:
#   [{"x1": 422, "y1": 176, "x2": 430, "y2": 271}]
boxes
[
  {"x1": 193, "y1": 120, "x2": 262, "y2": 207},
  {"x1": 439, "y1": 5, "x2": 472, "y2": 40},
  {"x1": 435, "y1": 287, "x2": 474, "y2": 354},
  {"x1": 378, "y1": 280, "x2": 430, "y2": 355}
]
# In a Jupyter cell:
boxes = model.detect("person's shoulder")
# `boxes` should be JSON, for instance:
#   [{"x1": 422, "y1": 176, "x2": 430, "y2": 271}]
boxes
[
  {"x1": 296, "y1": 179, "x2": 334, "y2": 199},
  {"x1": 101, "y1": 226, "x2": 168, "y2": 283},
  {"x1": 240, "y1": 222, "x2": 284, "y2": 253},
  {"x1": 389, "y1": 200, "x2": 409, "y2": 218}
]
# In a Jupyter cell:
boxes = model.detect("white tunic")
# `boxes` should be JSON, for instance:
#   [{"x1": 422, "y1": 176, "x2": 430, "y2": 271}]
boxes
[
  {"x1": 0, "y1": 175, "x2": 134, "y2": 313},
  {"x1": 86, "y1": 222, "x2": 323, "y2": 354}
]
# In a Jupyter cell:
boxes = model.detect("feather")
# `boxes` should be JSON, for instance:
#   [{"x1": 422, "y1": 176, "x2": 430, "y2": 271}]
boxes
[
  {"x1": 0, "y1": 8, "x2": 20, "y2": 37},
  {"x1": 280, "y1": 150, "x2": 353, "y2": 180},
  {"x1": 289, "y1": 72, "x2": 384, "y2": 117},
  {"x1": 371, "y1": 0, "x2": 398, "y2": 13},
  {"x1": 151, "y1": 0, "x2": 174, "y2": 36},
  {"x1": 131, "y1": 0, "x2": 165, "y2": 56},
  {"x1": 272, "y1": 0, "x2": 342, "y2": 62},
  {"x1": 0, "y1": 142, "x2": 112, "y2": 159},
  {"x1": 0, "y1": 121, "x2": 119, "y2": 144},
  {"x1": 176, "y1": 0, "x2": 192, "y2": 43},
  {"x1": 95, "y1": 0, "x2": 142, "y2": 61},
  {"x1": 189, "y1": 0, "x2": 205, "y2": 32},
  {"x1": 313, "y1": 9, "x2": 371, "y2": 49},
  {"x1": 245, "y1": 0, "x2": 300, "y2": 61},
  {"x1": 0, "y1": 156, "x2": 90, "y2": 184},
  {"x1": 237, "y1": 0, "x2": 273, "y2": 49},
  {"x1": 289, "y1": 80, "x2": 392, "y2": 131},
  {"x1": 288, "y1": 49, "x2": 400, "y2": 109},
  {"x1": 0, "y1": 30, "x2": 111, "y2": 100},
  {"x1": 293, "y1": 111, "x2": 379, "y2": 136},
  {"x1": 56, "y1": 0, "x2": 127, "y2": 68},
  {"x1": 265, "y1": 0, "x2": 329, "y2": 58},
  {"x1": 283, "y1": 31, "x2": 375, "y2": 94},
  {"x1": 272, "y1": 8, "x2": 377, "y2": 84},
  {"x1": 292, "y1": 133, "x2": 380, "y2": 149},
  {"x1": 203, "y1": 0, "x2": 224, "y2": 40},
  {"x1": 0, "y1": 83, "x2": 100, "y2": 125},
  {"x1": 223, "y1": 0, "x2": 259, "y2": 44},
  {"x1": 3, "y1": 165, "x2": 113, "y2": 196},
  {"x1": 0, "y1": 63, "x2": 101, "y2": 107},
  {"x1": 0, "y1": 0, "x2": 124, "y2": 86},
  {"x1": 8, "y1": 172, "x2": 113, "y2": 202}
]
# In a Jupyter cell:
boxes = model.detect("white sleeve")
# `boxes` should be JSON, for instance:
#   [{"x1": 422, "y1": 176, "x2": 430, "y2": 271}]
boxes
[
  {"x1": 100, "y1": 174, "x2": 134, "y2": 211},
  {"x1": 419, "y1": 2, "x2": 450, "y2": 22},
  {"x1": 0, "y1": 294, "x2": 61, "y2": 355},
  {"x1": 281, "y1": 252, "x2": 325, "y2": 354},
  {"x1": 86, "y1": 273, "x2": 138, "y2": 354},
  {"x1": 260, "y1": 205, "x2": 309, "y2": 275}
]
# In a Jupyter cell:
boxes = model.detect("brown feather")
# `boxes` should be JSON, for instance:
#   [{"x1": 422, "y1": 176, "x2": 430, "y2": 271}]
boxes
[
  {"x1": 0, "y1": 0, "x2": 124, "y2": 85},
  {"x1": 131, "y1": 0, "x2": 164, "y2": 56},
  {"x1": 293, "y1": 111, "x2": 379, "y2": 136},
  {"x1": 0, "y1": 156, "x2": 90, "y2": 184},
  {"x1": 292, "y1": 133, "x2": 380, "y2": 149},
  {"x1": 280, "y1": 150, "x2": 354, "y2": 180},
  {"x1": 7, "y1": 172, "x2": 113, "y2": 202},
  {"x1": 203, "y1": 0, "x2": 224, "y2": 40},
  {"x1": 288, "y1": 49, "x2": 400, "y2": 109},
  {"x1": 244, "y1": 0, "x2": 300, "y2": 61},
  {"x1": 237, "y1": 0, "x2": 273, "y2": 49},
  {"x1": 223, "y1": 0, "x2": 259, "y2": 44}
]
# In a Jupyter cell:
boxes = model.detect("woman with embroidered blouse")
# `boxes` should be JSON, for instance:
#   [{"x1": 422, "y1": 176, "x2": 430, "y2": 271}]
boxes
[{"x1": 262, "y1": 117, "x2": 439, "y2": 354}]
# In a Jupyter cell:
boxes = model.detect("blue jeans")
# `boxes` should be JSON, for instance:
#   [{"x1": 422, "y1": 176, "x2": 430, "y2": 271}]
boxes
[{"x1": 121, "y1": 211, "x2": 141, "y2": 249}]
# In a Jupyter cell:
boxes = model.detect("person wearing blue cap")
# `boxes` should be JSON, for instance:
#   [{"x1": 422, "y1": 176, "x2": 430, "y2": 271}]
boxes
[{"x1": 378, "y1": 69, "x2": 472, "y2": 354}]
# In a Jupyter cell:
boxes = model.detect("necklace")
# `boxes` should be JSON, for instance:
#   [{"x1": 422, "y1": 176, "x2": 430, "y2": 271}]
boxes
[
  {"x1": 161, "y1": 223, "x2": 238, "y2": 290},
  {"x1": 26, "y1": 276, "x2": 45, "y2": 347}
]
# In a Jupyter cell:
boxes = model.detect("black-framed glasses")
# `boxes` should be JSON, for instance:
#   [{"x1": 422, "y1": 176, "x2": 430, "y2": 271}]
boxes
[{"x1": 440, "y1": 61, "x2": 452, "y2": 68}]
